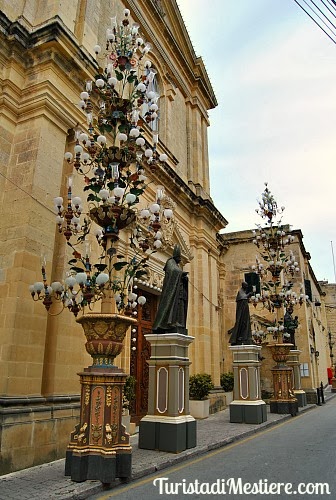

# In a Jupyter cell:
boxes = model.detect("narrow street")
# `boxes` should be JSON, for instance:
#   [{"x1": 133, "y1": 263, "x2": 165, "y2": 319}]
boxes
[{"x1": 90, "y1": 398, "x2": 336, "y2": 500}]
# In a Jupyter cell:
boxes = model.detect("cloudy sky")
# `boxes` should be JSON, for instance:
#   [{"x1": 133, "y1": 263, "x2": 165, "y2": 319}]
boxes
[{"x1": 177, "y1": 0, "x2": 336, "y2": 283}]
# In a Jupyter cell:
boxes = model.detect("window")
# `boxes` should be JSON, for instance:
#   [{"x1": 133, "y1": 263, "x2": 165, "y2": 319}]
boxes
[
  {"x1": 244, "y1": 272, "x2": 261, "y2": 294},
  {"x1": 304, "y1": 279, "x2": 312, "y2": 302},
  {"x1": 300, "y1": 363, "x2": 309, "y2": 377}
]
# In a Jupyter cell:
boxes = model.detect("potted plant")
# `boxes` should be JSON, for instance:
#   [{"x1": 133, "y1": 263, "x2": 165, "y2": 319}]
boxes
[
  {"x1": 122, "y1": 376, "x2": 136, "y2": 433},
  {"x1": 189, "y1": 373, "x2": 214, "y2": 419},
  {"x1": 220, "y1": 372, "x2": 234, "y2": 405}
]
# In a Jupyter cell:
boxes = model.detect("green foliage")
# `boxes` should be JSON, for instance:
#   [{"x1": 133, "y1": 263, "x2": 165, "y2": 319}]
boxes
[
  {"x1": 220, "y1": 372, "x2": 234, "y2": 392},
  {"x1": 123, "y1": 375, "x2": 137, "y2": 408},
  {"x1": 189, "y1": 373, "x2": 214, "y2": 400}
]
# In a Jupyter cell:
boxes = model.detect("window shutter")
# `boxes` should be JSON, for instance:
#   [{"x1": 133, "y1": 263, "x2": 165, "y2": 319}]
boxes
[{"x1": 244, "y1": 272, "x2": 260, "y2": 294}]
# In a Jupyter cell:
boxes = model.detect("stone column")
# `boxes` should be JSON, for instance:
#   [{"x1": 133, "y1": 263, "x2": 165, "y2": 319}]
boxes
[
  {"x1": 229, "y1": 345, "x2": 267, "y2": 424},
  {"x1": 139, "y1": 333, "x2": 196, "y2": 453},
  {"x1": 287, "y1": 349, "x2": 307, "y2": 407}
]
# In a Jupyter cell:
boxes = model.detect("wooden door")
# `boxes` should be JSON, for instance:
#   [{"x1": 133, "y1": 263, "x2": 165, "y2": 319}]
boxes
[{"x1": 129, "y1": 290, "x2": 157, "y2": 424}]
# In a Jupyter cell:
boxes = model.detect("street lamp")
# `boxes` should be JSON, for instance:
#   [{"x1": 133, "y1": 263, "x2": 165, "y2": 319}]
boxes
[
  {"x1": 249, "y1": 183, "x2": 308, "y2": 415},
  {"x1": 29, "y1": 7, "x2": 174, "y2": 483}
]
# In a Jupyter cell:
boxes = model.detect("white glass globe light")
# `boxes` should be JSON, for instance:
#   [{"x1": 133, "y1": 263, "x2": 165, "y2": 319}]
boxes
[
  {"x1": 96, "y1": 273, "x2": 109, "y2": 286},
  {"x1": 75, "y1": 272, "x2": 87, "y2": 285}
]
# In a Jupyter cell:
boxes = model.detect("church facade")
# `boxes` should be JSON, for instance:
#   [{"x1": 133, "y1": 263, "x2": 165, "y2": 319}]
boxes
[{"x1": 0, "y1": 0, "x2": 227, "y2": 473}]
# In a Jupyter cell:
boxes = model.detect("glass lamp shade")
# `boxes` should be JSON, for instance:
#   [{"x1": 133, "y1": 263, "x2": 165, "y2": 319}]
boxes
[
  {"x1": 107, "y1": 196, "x2": 116, "y2": 204},
  {"x1": 75, "y1": 272, "x2": 87, "y2": 285},
  {"x1": 129, "y1": 128, "x2": 140, "y2": 137},
  {"x1": 154, "y1": 240, "x2": 162, "y2": 249},
  {"x1": 117, "y1": 133, "x2": 127, "y2": 142},
  {"x1": 54, "y1": 196, "x2": 63, "y2": 207},
  {"x1": 33, "y1": 282, "x2": 44, "y2": 293},
  {"x1": 51, "y1": 281, "x2": 63, "y2": 292},
  {"x1": 136, "y1": 137, "x2": 145, "y2": 146},
  {"x1": 150, "y1": 203, "x2": 160, "y2": 213},
  {"x1": 140, "y1": 209, "x2": 150, "y2": 218},
  {"x1": 125, "y1": 193, "x2": 136, "y2": 204},
  {"x1": 145, "y1": 149, "x2": 152, "y2": 158},
  {"x1": 159, "y1": 154, "x2": 168, "y2": 162},
  {"x1": 137, "y1": 296, "x2": 146, "y2": 305},
  {"x1": 96, "y1": 273, "x2": 109, "y2": 286},
  {"x1": 82, "y1": 152, "x2": 90, "y2": 162},
  {"x1": 80, "y1": 91, "x2": 89, "y2": 100},
  {"x1": 95, "y1": 78, "x2": 105, "y2": 88},
  {"x1": 65, "y1": 276, "x2": 77, "y2": 288},
  {"x1": 72, "y1": 216, "x2": 81, "y2": 225},
  {"x1": 147, "y1": 90, "x2": 155, "y2": 99},
  {"x1": 163, "y1": 208, "x2": 173, "y2": 219},
  {"x1": 99, "y1": 189, "x2": 109, "y2": 201},
  {"x1": 113, "y1": 187, "x2": 124, "y2": 198},
  {"x1": 108, "y1": 77, "x2": 118, "y2": 87},
  {"x1": 72, "y1": 196, "x2": 82, "y2": 206},
  {"x1": 55, "y1": 215, "x2": 64, "y2": 224},
  {"x1": 97, "y1": 135, "x2": 107, "y2": 145},
  {"x1": 136, "y1": 82, "x2": 146, "y2": 92},
  {"x1": 129, "y1": 292, "x2": 137, "y2": 302},
  {"x1": 79, "y1": 133, "x2": 88, "y2": 143},
  {"x1": 74, "y1": 145, "x2": 83, "y2": 154},
  {"x1": 94, "y1": 44, "x2": 101, "y2": 54},
  {"x1": 29, "y1": 285, "x2": 35, "y2": 294},
  {"x1": 64, "y1": 152, "x2": 73, "y2": 161}
]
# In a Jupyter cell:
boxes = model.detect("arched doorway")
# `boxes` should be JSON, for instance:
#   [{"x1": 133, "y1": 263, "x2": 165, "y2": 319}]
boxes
[{"x1": 129, "y1": 290, "x2": 158, "y2": 424}]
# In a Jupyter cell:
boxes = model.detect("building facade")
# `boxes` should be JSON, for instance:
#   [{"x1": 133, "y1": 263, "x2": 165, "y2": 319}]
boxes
[{"x1": 219, "y1": 228, "x2": 331, "y2": 400}]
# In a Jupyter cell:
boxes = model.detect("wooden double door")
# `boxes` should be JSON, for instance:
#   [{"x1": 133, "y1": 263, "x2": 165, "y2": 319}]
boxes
[{"x1": 129, "y1": 290, "x2": 157, "y2": 424}]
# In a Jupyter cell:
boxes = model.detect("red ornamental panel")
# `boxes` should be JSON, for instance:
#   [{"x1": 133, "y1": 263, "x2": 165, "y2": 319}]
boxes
[{"x1": 90, "y1": 386, "x2": 104, "y2": 446}]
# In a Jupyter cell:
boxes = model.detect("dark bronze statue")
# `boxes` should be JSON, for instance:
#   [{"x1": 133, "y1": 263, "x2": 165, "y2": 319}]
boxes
[
  {"x1": 228, "y1": 282, "x2": 254, "y2": 345},
  {"x1": 284, "y1": 307, "x2": 298, "y2": 347},
  {"x1": 152, "y1": 245, "x2": 188, "y2": 335}
]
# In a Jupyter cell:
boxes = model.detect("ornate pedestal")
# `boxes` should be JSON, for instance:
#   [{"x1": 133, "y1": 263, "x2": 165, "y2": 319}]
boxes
[
  {"x1": 139, "y1": 333, "x2": 196, "y2": 453},
  {"x1": 229, "y1": 345, "x2": 267, "y2": 424},
  {"x1": 65, "y1": 313, "x2": 136, "y2": 483},
  {"x1": 269, "y1": 344, "x2": 298, "y2": 416},
  {"x1": 331, "y1": 377, "x2": 336, "y2": 393},
  {"x1": 287, "y1": 349, "x2": 307, "y2": 407}
]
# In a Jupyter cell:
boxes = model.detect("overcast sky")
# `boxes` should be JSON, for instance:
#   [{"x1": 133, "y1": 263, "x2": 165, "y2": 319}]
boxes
[{"x1": 177, "y1": 0, "x2": 336, "y2": 283}]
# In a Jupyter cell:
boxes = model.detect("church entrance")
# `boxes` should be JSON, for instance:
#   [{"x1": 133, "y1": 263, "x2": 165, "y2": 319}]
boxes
[{"x1": 129, "y1": 290, "x2": 158, "y2": 424}]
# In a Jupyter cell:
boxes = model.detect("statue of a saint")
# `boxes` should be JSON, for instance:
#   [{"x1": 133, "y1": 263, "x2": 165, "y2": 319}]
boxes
[
  {"x1": 152, "y1": 245, "x2": 188, "y2": 335},
  {"x1": 228, "y1": 282, "x2": 254, "y2": 345},
  {"x1": 284, "y1": 307, "x2": 298, "y2": 346}
]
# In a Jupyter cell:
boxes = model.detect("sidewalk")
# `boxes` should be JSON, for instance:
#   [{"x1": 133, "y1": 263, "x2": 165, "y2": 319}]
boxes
[{"x1": 1, "y1": 393, "x2": 335, "y2": 500}]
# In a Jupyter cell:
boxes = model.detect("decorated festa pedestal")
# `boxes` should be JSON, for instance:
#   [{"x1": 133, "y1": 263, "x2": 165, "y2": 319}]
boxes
[
  {"x1": 268, "y1": 344, "x2": 298, "y2": 416},
  {"x1": 65, "y1": 313, "x2": 136, "y2": 483},
  {"x1": 287, "y1": 349, "x2": 307, "y2": 407},
  {"x1": 139, "y1": 333, "x2": 196, "y2": 453},
  {"x1": 229, "y1": 345, "x2": 267, "y2": 424}
]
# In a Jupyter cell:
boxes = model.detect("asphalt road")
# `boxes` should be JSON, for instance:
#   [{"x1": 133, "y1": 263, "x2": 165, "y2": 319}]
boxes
[{"x1": 89, "y1": 398, "x2": 336, "y2": 499}]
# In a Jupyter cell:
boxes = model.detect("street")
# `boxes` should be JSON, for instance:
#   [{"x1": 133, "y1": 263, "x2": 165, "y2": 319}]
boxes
[{"x1": 89, "y1": 398, "x2": 336, "y2": 499}]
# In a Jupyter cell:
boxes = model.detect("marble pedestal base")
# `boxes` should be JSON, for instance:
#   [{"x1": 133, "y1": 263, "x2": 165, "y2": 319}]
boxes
[
  {"x1": 139, "y1": 333, "x2": 196, "y2": 453},
  {"x1": 139, "y1": 415, "x2": 196, "y2": 453},
  {"x1": 229, "y1": 345, "x2": 267, "y2": 424}
]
